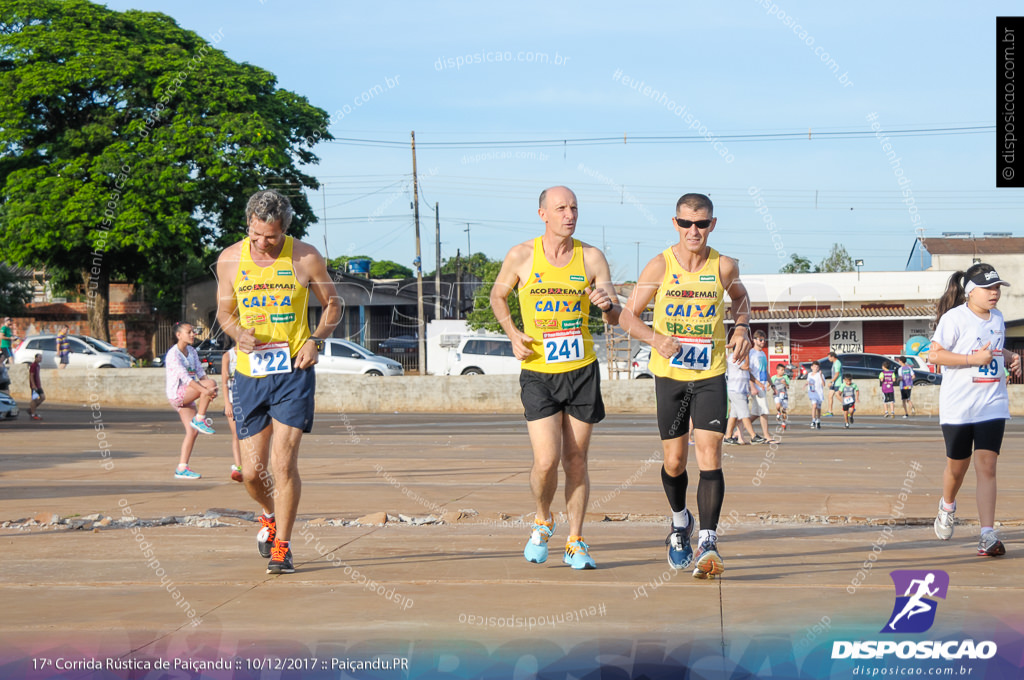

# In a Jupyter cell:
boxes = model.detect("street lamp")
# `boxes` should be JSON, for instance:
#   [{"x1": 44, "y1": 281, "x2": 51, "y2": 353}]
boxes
[{"x1": 855, "y1": 259, "x2": 864, "y2": 281}]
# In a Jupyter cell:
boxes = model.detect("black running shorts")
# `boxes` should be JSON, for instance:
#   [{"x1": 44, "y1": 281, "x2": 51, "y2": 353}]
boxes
[
  {"x1": 883, "y1": 392, "x2": 895, "y2": 403},
  {"x1": 520, "y1": 360, "x2": 605, "y2": 424},
  {"x1": 655, "y1": 373, "x2": 727, "y2": 440},
  {"x1": 900, "y1": 388, "x2": 912, "y2": 401},
  {"x1": 941, "y1": 419, "x2": 1006, "y2": 460}
]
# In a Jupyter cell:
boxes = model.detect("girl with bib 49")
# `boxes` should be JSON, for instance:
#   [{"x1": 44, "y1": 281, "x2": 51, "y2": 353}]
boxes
[{"x1": 929, "y1": 264, "x2": 1021, "y2": 556}]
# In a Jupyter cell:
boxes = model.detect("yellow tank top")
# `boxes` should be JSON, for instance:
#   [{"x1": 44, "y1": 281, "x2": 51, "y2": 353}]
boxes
[
  {"x1": 648, "y1": 247, "x2": 726, "y2": 381},
  {"x1": 232, "y1": 236, "x2": 311, "y2": 377},
  {"x1": 517, "y1": 237, "x2": 595, "y2": 374}
]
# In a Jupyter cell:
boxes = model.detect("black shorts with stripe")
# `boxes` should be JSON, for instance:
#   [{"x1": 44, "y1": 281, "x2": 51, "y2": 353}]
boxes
[{"x1": 654, "y1": 373, "x2": 727, "y2": 440}]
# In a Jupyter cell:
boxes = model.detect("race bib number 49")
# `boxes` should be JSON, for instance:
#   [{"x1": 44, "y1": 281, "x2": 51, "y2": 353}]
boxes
[
  {"x1": 972, "y1": 349, "x2": 1004, "y2": 384},
  {"x1": 543, "y1": 329, "x2": 584, "y2": 364},
  {"x1": 250, "y1": 341, "x2": 292, "y2": 377},
  {"x1": 670, "y1": 337, "x2": 712, "y2": 371}
]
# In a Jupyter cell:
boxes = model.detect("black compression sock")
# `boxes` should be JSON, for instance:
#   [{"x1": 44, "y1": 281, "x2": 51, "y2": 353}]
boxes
[
  {"x1": 661, "y1": 466, "x2": 688, "y2": 512},
  {"x1": 697, "y1": 468, "x2": 725, "y2": 530}
]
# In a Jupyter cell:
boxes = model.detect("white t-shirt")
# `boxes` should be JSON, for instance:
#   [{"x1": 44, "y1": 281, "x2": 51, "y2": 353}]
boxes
[
  {"x1": 726, "y1": 354, "x2": 750, "y2": 395},
  {"x1": 806, "y1": 371, "x2": 826, "y2": 402},
  {"x1": 932, "y1": 304, "x2": 1010, "y2": 425}
]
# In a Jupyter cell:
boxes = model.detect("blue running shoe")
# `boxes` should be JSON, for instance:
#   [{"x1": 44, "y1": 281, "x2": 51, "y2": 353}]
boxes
[
  {"x1": 174, "y1": 466, "x2": 201, "y2": 479},
  {"x1": 563, "y1": 538, "x2": 597, "y2": 570},
  {"x1": 666, "y1": 509, "x2": 695, "y2": 569},
  {"x1": 190, "y1": 416, "x2": 215, "y2": 435},
  {"x1": 523, "y1": 518, "x2": 555, "y2": 563},
  {"x1": 692, "y1": 537, "x2": 725, "y2": 580}
]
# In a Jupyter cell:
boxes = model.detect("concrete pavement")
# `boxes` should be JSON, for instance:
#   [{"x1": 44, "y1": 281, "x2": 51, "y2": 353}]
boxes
[{"x1": 1, "y1": 407, "x2": 1021, "y2": 678}]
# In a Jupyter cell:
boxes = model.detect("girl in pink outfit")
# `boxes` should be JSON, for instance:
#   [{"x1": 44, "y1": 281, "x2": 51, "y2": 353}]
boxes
[{"x1": 164, "y1": 322, "x2": 218, "y2": 479}]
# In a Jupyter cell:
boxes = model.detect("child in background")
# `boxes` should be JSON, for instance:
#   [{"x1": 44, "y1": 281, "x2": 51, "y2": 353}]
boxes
[
  {"x1": 879, "y1": 360, "x2": 897, "y2": 418},
  {"x1": 723, "y1": 345, "x2": 763, "y2": 445},
  {"x1": 806, "y1": 361, "x2": 825, "y2": 429},
  {"x1": 897, "y1": 356, "x2": 917, "y2": 418},
  {"x1": 841, "y1": 375, "x2": 859, "y2": 429},
  {"x1": 770, "y1": 363, "x2": 790, "y2": 431}
]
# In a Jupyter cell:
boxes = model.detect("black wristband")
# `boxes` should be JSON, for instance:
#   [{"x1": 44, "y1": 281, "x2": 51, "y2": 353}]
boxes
[{"x1": 734, "y1": 323, "x2": 750, "y2": 329}]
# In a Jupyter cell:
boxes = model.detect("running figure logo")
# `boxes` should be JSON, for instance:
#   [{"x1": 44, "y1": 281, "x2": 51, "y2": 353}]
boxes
[{"x1": 881, "y1": 570, "x2": 949, "y2": 633}]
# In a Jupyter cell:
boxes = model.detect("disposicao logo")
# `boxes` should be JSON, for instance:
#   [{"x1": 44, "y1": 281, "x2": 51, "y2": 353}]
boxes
[
  {"x1": 881, "y1": 570, "x2": 947, "y2": 634},
  {"x1": 832, "y1": 570, "x2": 997, "y2": 661}
]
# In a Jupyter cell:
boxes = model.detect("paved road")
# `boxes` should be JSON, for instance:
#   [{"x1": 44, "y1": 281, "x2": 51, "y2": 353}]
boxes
[{"x1": 1, "y1": 406, "x2": 1021, "y2": 678}]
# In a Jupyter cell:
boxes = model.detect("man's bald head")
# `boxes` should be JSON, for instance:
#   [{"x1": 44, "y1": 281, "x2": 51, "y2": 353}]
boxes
[{"x1": 539, "y1": 185, "x2": 577, "y2": 209}]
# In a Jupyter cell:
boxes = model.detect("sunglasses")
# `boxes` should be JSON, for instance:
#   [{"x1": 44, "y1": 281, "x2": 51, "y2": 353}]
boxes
[{"x1": 675, "y1": 218, "x2": 713, "y2": 230}]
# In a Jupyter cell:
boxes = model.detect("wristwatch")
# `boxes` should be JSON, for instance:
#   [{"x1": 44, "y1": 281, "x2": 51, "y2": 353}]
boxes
[{"x1": 309, "y1": 337, "x2": 325, "y2": 351}]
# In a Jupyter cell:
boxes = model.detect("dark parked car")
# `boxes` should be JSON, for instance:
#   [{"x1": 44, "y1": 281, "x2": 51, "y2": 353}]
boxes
[
  {"x1": 800, "y1": 353, "x2": 941, "y2": 386},
  {"x1": 377, "y1": 334, "x2": 418, "y2": 355},
  {"x1": 195, "y1": 337, "x2": 229, "y2": 373}
]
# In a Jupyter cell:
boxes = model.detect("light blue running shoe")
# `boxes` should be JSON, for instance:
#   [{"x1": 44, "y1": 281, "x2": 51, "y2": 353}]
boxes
[
  {"x1": 563, "y1": 538, "x2": 597, "y2": 570},
  {"x1": 174, "y1": 466, "x2": 201, "y2": 479},
  {"x1": 666, "y1": 508, "x2": 695, "y2": 570},
  {"x1": 190, "y1": 416, "x2": 215, "y2": 435},
  {"x1": 523, "y1": 518, "x2": 556, "y2": 563}
]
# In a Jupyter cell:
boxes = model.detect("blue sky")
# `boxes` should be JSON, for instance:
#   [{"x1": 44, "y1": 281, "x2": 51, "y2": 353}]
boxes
[{"x1": 103, "y1": 1, "x2": 1024, "y2": 279}]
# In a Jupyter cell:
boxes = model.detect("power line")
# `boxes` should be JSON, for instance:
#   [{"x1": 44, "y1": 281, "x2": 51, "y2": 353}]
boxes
[{"x1": 325, "y1": 124, "x2": 994, "y2": 150}]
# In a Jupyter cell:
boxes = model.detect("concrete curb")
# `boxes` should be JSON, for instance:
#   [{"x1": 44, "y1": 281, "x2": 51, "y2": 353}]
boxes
[{"x1": 5, "y1": 364, "x2": 1019, "y2": 415}]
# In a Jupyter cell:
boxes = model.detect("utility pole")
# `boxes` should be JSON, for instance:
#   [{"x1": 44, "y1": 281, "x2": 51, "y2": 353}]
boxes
[
  {"x1": 634, "y1": 241, "x2": 641, "y2": 282},
  {"x1": 411, "y1": 131, "x2": 425, "y2": 375},
  {"x1": 321, "y1": 183, "x2": 330, "y2": 261},
  {"x1": 455, "y1": 248, "x2": 462, "y2": 320},
  {"x1": 464, "y1": 222, "x2": 471, "y2": 256},
  {"x1": 435, "y1": 202, "x2": 441, "y2": 320}
]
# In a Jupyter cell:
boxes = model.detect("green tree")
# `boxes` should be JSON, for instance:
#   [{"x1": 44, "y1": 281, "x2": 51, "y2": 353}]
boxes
[
  {"x1": 328, "y1": 255, "x2": 413, "y2": 280},
  {"x1": 817, "y1": 243, "x2": 855, "y2": 273},
  {"x1": 370, "y1": 260, "x2": 413, "y2": 279},
  {"x1": 431, "y1": 251, "x2": 492, "y2": 279},
  {"x1": 467, "y1": 260, "x2": 518, "y2": 333},
  {"x1": 779, "y1": 253, "x2": 818, "y2": 273},
  {"x1": 0, "y1": 0, "x2": 330, "y2": 339},
  {"x1": 0, "y1": 265, "x2": 32, "y2": 316}
]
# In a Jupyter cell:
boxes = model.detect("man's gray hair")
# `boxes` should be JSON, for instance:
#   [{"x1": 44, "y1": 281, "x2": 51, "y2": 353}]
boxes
[{"x1": 245, "y1": 189, "x2": 294, "y2": 231}]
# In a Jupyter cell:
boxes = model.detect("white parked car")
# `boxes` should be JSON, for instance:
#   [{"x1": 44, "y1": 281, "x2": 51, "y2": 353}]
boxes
[
  {"x1": 632, "y1": 347, "x2": 654, "y2": 379},
  {"x1": 447, "y1": 336, "x2": 520, "y2": 375},
  {"x1": 14, "y1": 334, "x2": 133, "y2": 368},
  {"x1": 316, "y1": 338, "x2": 404, "y2": 376}
]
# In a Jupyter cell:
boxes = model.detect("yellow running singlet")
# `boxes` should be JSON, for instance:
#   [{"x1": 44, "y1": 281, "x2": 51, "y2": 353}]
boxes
[
  {"x1": 232, "y1": 236, "x2": 311, "y2": 378},
  {"x1": 517, "y1": 237, "x2": 595, "y2": 374},
  {"x1": 648, "y1": 248, "x2": 726, "y2": 381}
]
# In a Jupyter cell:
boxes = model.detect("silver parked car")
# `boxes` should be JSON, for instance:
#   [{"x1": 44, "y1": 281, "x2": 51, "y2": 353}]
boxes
[
  {"x1": 0, "y1": 392, "x2": 17, "y2": 419},
  {"x1": 13, "y1": 334, "x2": 133, "y2": 369},
  {"x1": 316, "y1": 338, "x2": 404, "y2": 376}
]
